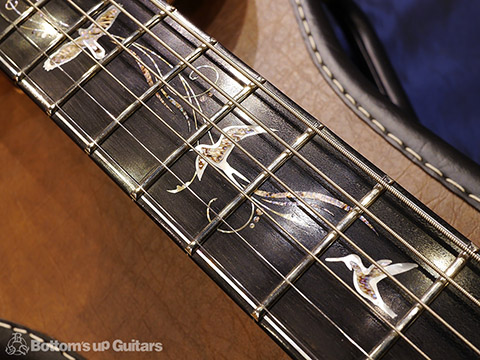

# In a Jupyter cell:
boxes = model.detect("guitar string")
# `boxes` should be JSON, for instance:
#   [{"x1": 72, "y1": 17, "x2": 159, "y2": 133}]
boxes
[
  {"x1": 10, "y1": 4, "x2": 434, "y2": 358},
  {"x1": 28, "y1": 0, "x2": 480, "y2": 354},
  {"x1": 118, "y1": 0, "x2": 480, "y2": 266},
  {"x1": 147, "y1": 0, "x2": 480, "y2": 263},
  {"x1": 22, "y1": 0, "x2": 480, "y2": 354},
  {"x1": 63, "y1": 0, "x2": 480, "y2": 313},
  {"x1": 5, "y1": 27, "x2": 380, "y2": 359}
]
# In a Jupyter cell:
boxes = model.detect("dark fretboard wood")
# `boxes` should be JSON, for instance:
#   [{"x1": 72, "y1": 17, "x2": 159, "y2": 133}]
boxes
[{"x1": 0, "y1": 1, "x2": 479, "y2": 359}]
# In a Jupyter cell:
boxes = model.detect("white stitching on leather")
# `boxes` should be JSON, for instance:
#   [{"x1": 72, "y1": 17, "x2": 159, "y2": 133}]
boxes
[
  {"x1": 294, "y1": 0, "x2": 480, "y2": 204},
  {"x1": 344, "y1": 93, "x2": 356, "y2": 105},
  {"x1": 332, "y1": 78, "x2": 344, "y2": 93},
  {"x1": 29, "y1": 333, "x2": 44, "y2": 342},
  {"x1": 406, "y1": 147, "x2": 422, "y2": 161},
  {"x1": 13, "y1": 327, "x2": 27, "y2": 334},
  {"x1": 446, "y1": 178, "x2": 466, "y2": 193},
  {"x1": 0, "y1": 321, "x2": 78, "y2": 359},
  {"x1": 470, "y1": 194, "x2": 480, "y2": 203},
  {"x1": 425, "y1": 163, "x2": 444, "y2": 177},
  {"x1": 371, "y1": 119, "x2": 386, "y2": 132},
  {"x1": 387, "y1": 133, "x2": 404, "y2": 146},
  {"x1": 357, "y1": 105, "x2": 370, "y2": 118},
  {"x1": 321, "y1": 64, "x2": 333, "y2": 78},
  {"x1": 63, "y1": 352, "x2": 76, "y2": 360}
]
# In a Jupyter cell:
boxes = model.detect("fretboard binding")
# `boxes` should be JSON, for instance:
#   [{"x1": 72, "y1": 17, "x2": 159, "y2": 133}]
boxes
[
  {"x1": 319, "y1": 129, "x2": 480, "y2": 263},
  {"x1": 21, "y1": 0, "x2": 480, "y2": 321},
  {"x1": 368, "y1": 248, "x2": 472, "y2": 359},
  {"x1": 1, "y1": 2, "x2": 478, "y2": 359},
  {"x1": 147, "y1": 0, "x2": 480, "y2": 265},
  {"x1": 149, "y1": 0, "x2": 315, "y2": 134}
]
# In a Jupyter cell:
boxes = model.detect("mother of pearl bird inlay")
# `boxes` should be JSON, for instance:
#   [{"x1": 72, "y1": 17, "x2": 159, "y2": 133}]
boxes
[
  {"x1": 169, "y1": 125, "x2": 267, "y2": 193},
  {"x1": 44, "y1": 5, "x2": 121, "y2": 71},
  {"x1": 326, "y1": 254, "x2": 418, "y2": 318}
]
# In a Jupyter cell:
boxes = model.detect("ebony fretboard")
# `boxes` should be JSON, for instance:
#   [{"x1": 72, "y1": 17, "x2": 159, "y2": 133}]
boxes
[{"x1": 0, "y1": 1, "x2": 479, "y2": 359}]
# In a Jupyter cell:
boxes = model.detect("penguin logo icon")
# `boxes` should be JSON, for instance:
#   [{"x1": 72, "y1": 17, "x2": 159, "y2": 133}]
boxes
[{"x1": 5, "y1": 332, "x2": 29, "y2": 356}]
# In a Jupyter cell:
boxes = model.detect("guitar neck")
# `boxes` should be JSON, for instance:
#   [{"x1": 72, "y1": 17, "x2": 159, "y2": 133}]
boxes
[{"x1": 0, "y1": 0, "x2": 479, "y2": 359}]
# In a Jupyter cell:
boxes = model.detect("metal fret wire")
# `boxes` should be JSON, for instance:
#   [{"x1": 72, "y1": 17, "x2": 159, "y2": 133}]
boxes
[
  {"x1": 135, "y1": 0, "x2": 480, "y2": 268},
  {"x1": 33, "y1": 0, "x2": 480, "y2": 354},
  {"x1": 368, "y1": 249, "x2": 471, "y2": 359},
  {"x1": 18, "y1": 1, "x2": 111, "y2": 79},
  {"x1": 0, "y1": 4, "x2": 19, "y2": 24},
  {"x1": 149, "y1": 0, "x2": 480, "y2": 263},
  {"x1": 11, "y1": 4, "x2": 433, "y2": 358},
  {"x1": 66, "y1": 0, "x2": 480, "y2": 313},
  {"x1": 111, "y1": 1, "x2": 480, "y2": 316},
  {"x1": 4, "y1": 7, "x2": 396, "y2": 357},
  {"x1": 8, "y1": 3, "x2": 373, "y2": 351},
  {"x1": 68, "y1": 0, "x2": 480, "y2": 303},
  {"x1": 0, "y1": 0, "x2": 51, "y2": 42},
  {"x1": 221, "y1": 203, "x2": 431, "y2": 359},
  {"x1": 21, "y1": 0, "x2": 480, "y2": 356},
  {"x1": 208, "y1": 207, "x2": 432, "y2": 359}
]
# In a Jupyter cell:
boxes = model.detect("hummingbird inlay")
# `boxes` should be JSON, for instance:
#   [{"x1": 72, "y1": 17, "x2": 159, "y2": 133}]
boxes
[{"x1": 326, "y1": 254, "x2": 418, "y2": 318}]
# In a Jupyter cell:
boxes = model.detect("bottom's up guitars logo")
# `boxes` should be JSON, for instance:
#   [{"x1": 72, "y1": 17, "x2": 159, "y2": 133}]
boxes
[{"x1": 5, "y1": 332, "x2": 29, "y2": 356}]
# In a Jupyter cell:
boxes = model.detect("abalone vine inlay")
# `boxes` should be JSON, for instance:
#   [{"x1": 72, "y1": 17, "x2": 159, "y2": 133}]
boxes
[
  {"x1": 38, "y1": 5, "x2": 219, "y2": 129},
  {"x1": 10, "y1": 0, "x2": 420, "y2": 318}
]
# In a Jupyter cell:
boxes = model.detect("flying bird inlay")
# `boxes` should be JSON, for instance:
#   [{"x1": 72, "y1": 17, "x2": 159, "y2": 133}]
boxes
[
  {"x1": 168, "y1": 125, "x2": 268, "y2": 193},
  {"x1": 43, "y1": 5, "x2": 121, "y2": 71},
  {"x1": 326, "y1": 254, "x2": 417, "y2": 318}
]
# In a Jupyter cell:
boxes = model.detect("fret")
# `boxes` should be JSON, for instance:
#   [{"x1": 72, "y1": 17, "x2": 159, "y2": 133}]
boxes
[
  {"x1": 130, "y1": 82, "x2": 260, "y2": 200},
  {"x1": 0, "y1": 6, "x2": 51, "y2": 76},
  {"x1": 0, "y1": 0, "x2": 51, "y2": 43},
  {"x1": 318, "y1": 128, "x2": 480, "y2": 263},
  {"x1": 187, "y1": 128, "x2": 320, "y2": 254},
  {"x1": 252, "y1": 182, "x2": 386, "y2": 321},
  {"x1": 1, "y1": 1, "x2": 479, "y2": 359},
  {"x1": 214, "y1": 197, "x2": 426, "y2": 360},
  {"x1": 49, "y1": 12, "x2": 165, "y2": 114},
  {"x1": 18, "y1": 1, "x2": 111, "y2": 81},
  {"x1": 148, "y1": 0, "x2": 316, "y2": 136},
  {"x1": 198, "y1": 119, "x2": 480, "y2": 358},
  {"x1": 109, "y1": 31, "x2": 480, "y2": 352},
  {"x1": 150, "y1": 0, "x2": 480, "y2": 266},
  {"x1": 108, "y1": 0, "x2": 413, "y2": 248},
  {"x1": 85, "y1": 41, "x2": 211, "y2": 155},
  {"x1": 264, "y1": 272, "x2": 379, "y2": 359},
  {"x1": 53, "y1": 3, "x2": 206, "y2": 138},
  {"x1": 302, "y1": 150, "x2": 480, "y2": 320},
  {"x1": 20, "y1": 0, "x2": 149, "y2": 103},
  {"x1": 0, "y1": 0, "x2": 98, "y2": 78},
  {"x1": 329, "y1": 223, "x2": 480, "y2": 356},
  {"x1": 369, "y1": 248, "x2": 472, "y2": 359},
  {"x1": 383, "y1": 263, "x2": 480, "y2": 359}
]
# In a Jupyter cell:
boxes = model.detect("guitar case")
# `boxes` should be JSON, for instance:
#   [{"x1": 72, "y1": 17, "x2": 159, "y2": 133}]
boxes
[
  {"x1": 291, "y1": 0, "x2": 480, "y2": 211},
  {"x1": 0, "y1": 1, "x2": 478, "y2": 359},
  {"x1": 0, "y1": 319, "x2": 82, "y2": 359}
]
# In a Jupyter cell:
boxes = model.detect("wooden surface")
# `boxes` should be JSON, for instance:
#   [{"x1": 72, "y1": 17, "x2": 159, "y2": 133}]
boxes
[{"x1": 0, "y1": 0, "x2": 478, "y2": 359}]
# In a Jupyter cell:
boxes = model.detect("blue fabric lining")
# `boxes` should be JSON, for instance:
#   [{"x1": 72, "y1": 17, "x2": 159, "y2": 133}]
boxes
[{"x1": 352, "y1": 0, "x2": 480, "y2": 164}]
